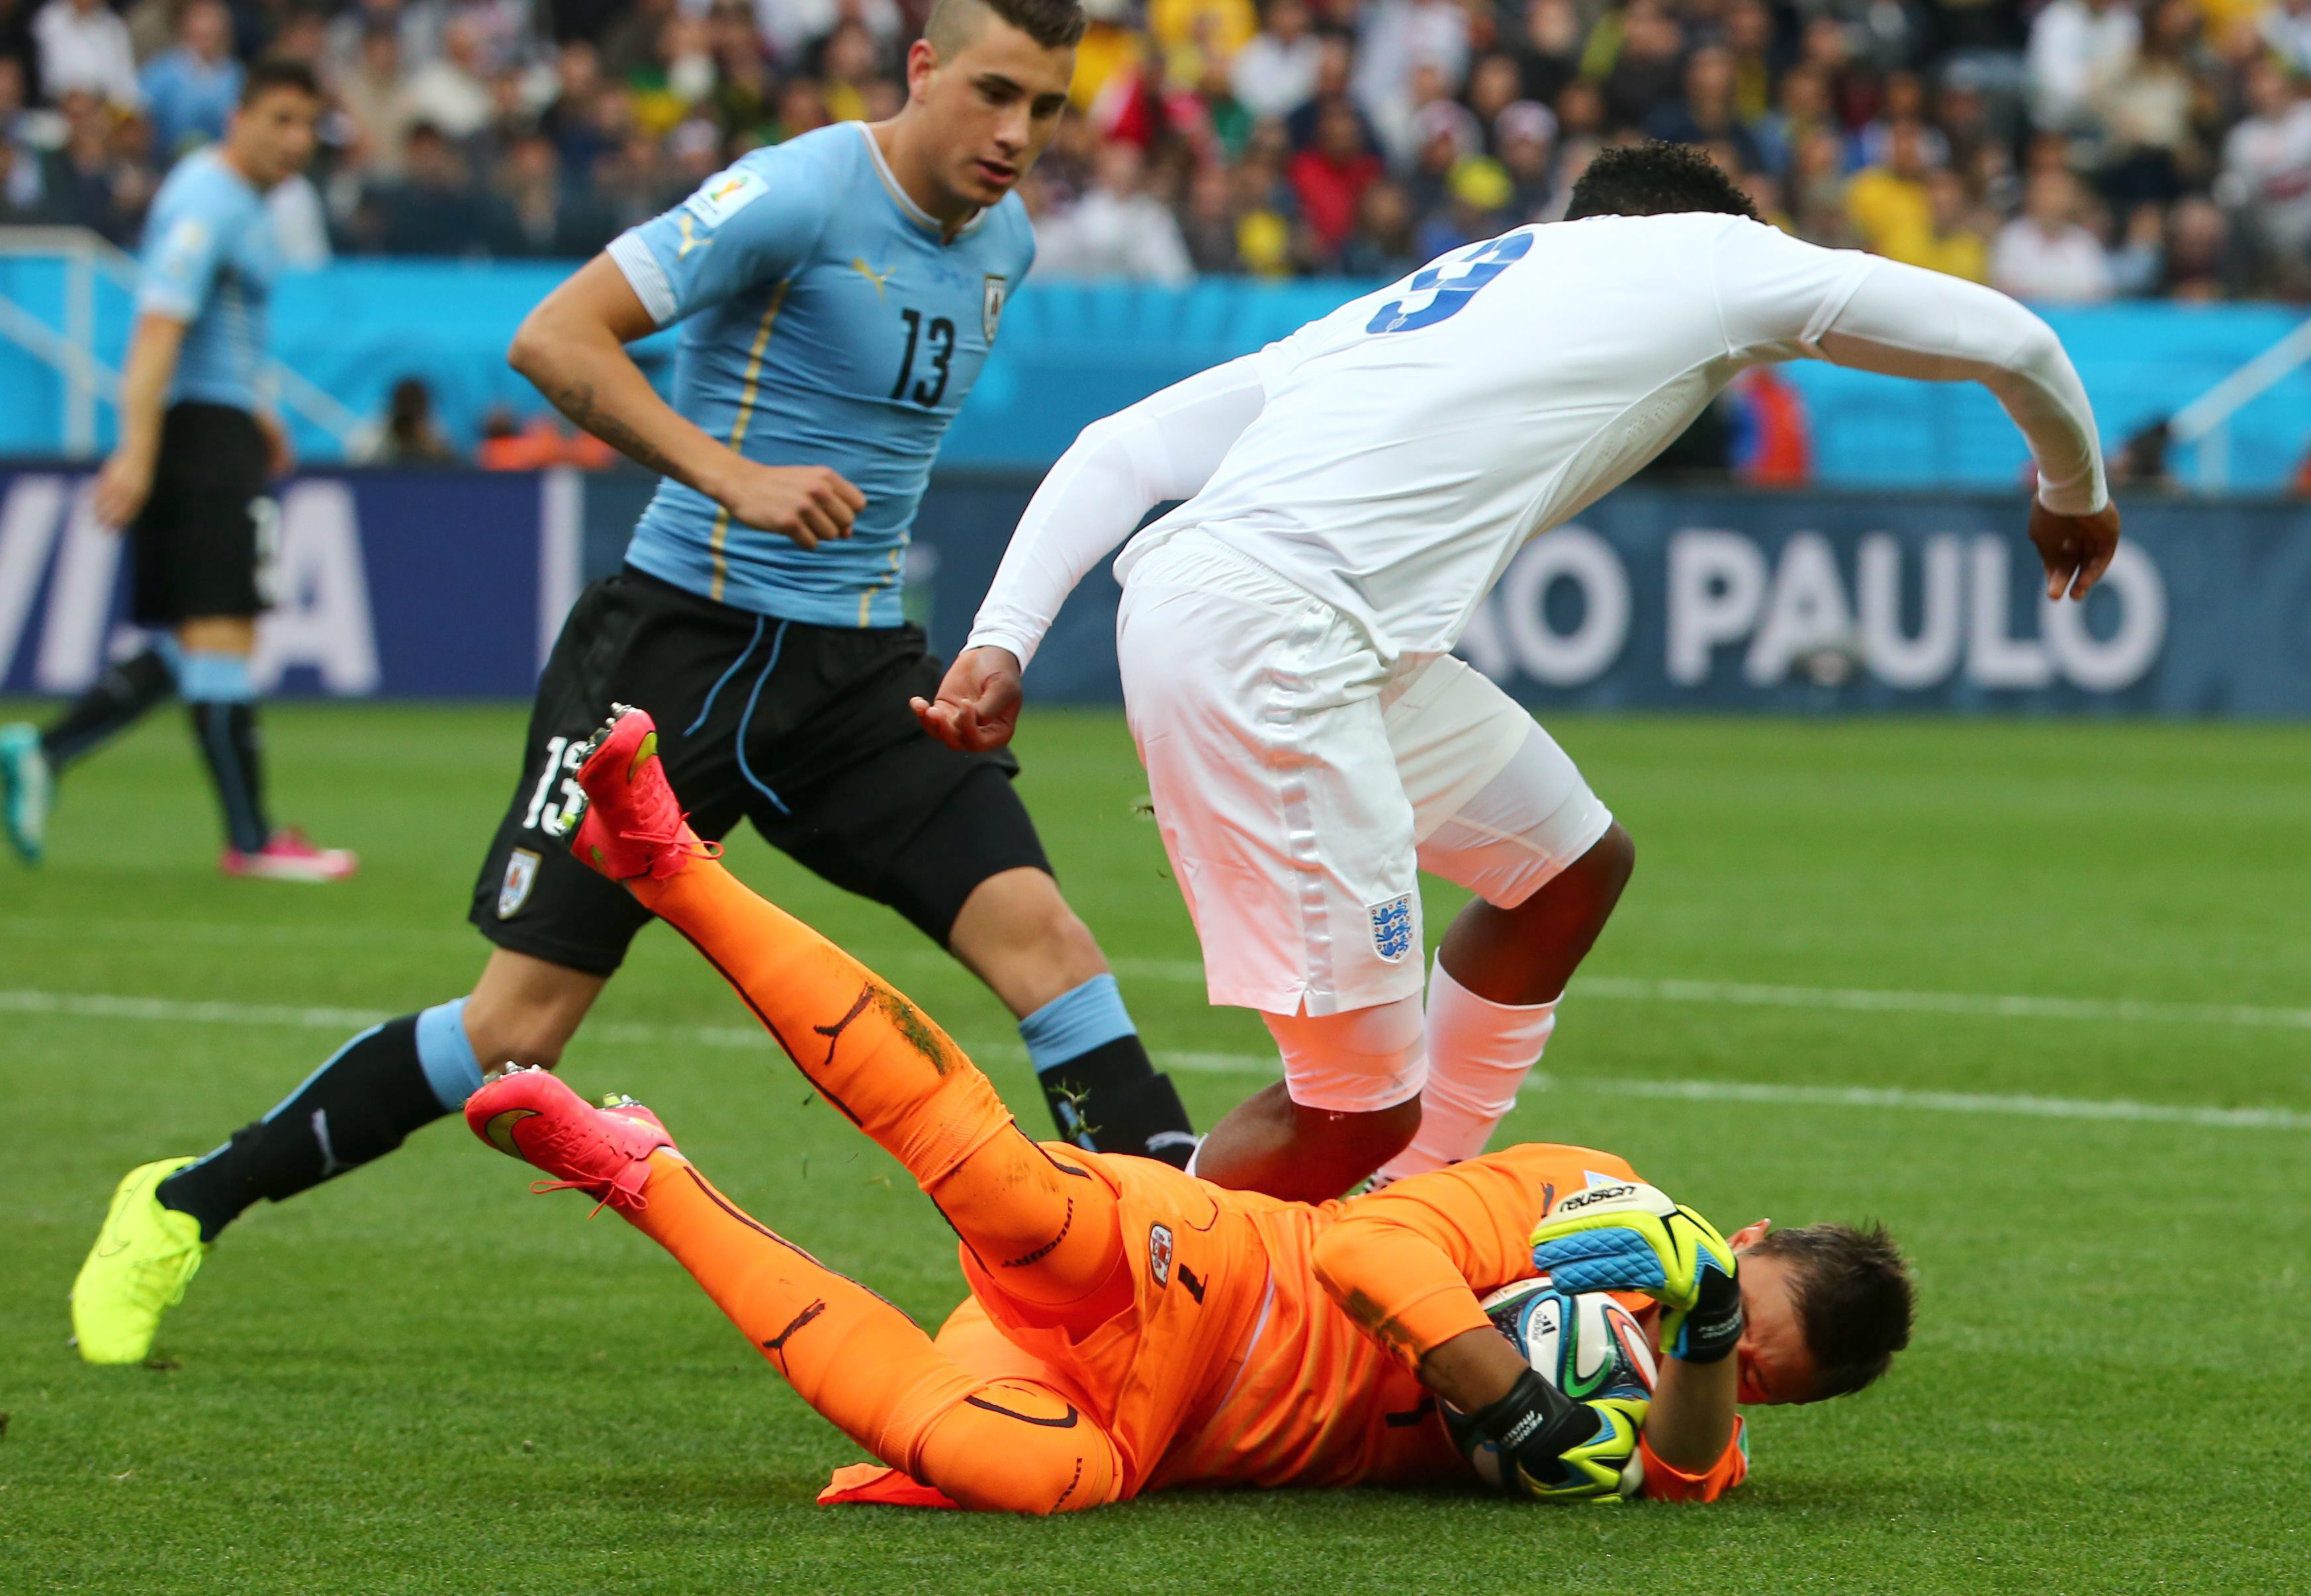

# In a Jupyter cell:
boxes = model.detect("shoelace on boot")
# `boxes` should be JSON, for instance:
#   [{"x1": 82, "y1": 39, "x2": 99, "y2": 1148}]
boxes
[{"x1": 618, "y1": 809, "x2": 724, "y2": 882}]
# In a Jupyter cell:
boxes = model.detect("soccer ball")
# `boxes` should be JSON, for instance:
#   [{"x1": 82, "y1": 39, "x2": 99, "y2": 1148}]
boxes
[{"x1": 1443, "y1": 1278, "x2": 1658, "y2": 1498}]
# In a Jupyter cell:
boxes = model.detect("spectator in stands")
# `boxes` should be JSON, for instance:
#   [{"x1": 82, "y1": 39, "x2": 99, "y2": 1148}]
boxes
[
  {"x1": 1227, "y1": 143, "x2": 1292, "y2": 274},
  {"x1": 363, "y1": 118, "x2": 488, "y2": 255},
  {"x1": 1353, "y1": 0, "x2": 1469, "y2": 149},
  {"x1": 2267, "y1": 0, "x2": 2311, "y2": 77},
  {"x1": 356, "y1": 375, "x2": 460, "y2": 463},
  {"x1": 1230, "y1": 0, "x2": 1319, "y2": 122},
  {"x1": 2160, "y1": 193, "x2": 2232, "y2": 298},
  {"x1": 1412, "y1": 148, "x2": 1510, "y2": 259},
  {"x1": 1178, "y1": 157, "x2": 1240, "y2": 273},
  {"x1": 2026, "y1": 0, "x2": 2139, "y2": 138},
  {"x1": 1646, "y1": 44, "x2": 1760, "y2": 173},
  {"x1": 1844, "y1": 118, "x2": 1935, "y2": 265},
  {"x1": 1494, "y1": 98, "x2": 1553, "y2": 218},
  {"x1": 1338, "y1": 173, "x2": 1417, "y2": 277},
  {"x1": 1289, "y1": 93, "x2": 1379, "y2": 263},
  {"x1": 32, "y1": 0, "x2": 136, "y2": 109},
  {"x1": 1464, "y1": 52, "x2": 1519, "y2": 146},
  {"x1": 2219, "y1": 56, "x2": 2311, "y2": 294},
  {"x1": 0, "y1": 54, "x2": 44, "y2": 213},
  {"x1": 0, "y1": 114, "x2": 43, "y2": 219},
  {"x1": 752, "y1": 0, "x2": 902, "y2": 70},
  {"x1": 1036, "y1": 136, "x2": 1195, "y2": 284},
  {"x1": 340, "y1": 24, "x2": 417, "y2": 176},
  {"x1": 37, "y1": 88, "x2": 122, "y2": 240},
  {"x1": 1991, "y1": 168, "x2": 2116, "y2": 302},
  {"x1": 1402, "y1": 95, "x2": 1477, "y2": 218},
  {"x1": 1599, "y1": 0, "x2": 1684, "y2": 131},
  {"x1": 1751, "y1": 63, "x2": 1828, "y2": 180},
  {"x1": 1150, "y1": 0, "x2": 1253, "y2": 75},
  {"x1": 138, "y1": 0, "x2": 239, "y2": 159},
  {"x1": 2090, "y1": 0, "x2": 2201, "y2": 212},
  {"x1": 406, "y1": 13, "x2": 492, "y2": 140},
  {"x1": 1917, "y1": 165, "x2": 1990, "y2": 283},
  {"x1": 1511, "y1": 0, "x2": 1580, "y2": 108}
]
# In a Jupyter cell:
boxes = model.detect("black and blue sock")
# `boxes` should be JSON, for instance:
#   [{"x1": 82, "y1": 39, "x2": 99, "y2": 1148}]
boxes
[
  {"x1": 1020, "y1": 974, "x2": 1197, "y2": 1169},
  {"x1": 157, "y1": 998, "x2": 486, "y2": 1241},
  {"x1": 40, "y1": 642, "x2": 179, "y2": 770},
  {"x1": 181, "y1": 650, "x2": 271, "y2": 854}
]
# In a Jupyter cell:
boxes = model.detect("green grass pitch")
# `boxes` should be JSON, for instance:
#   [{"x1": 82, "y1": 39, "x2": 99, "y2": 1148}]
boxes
[{"x1": 5, "y1": 701, "x2": 2306, "y2": 1594}]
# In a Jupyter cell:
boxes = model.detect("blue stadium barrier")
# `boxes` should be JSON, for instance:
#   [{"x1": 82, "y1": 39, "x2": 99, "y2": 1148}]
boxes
[
  {"x1": 5, "y1": 463, "x2": 2308, "y2": 716},
  {"x1": 6, "y1": 254, "x2": 2311, "y2": 487}
]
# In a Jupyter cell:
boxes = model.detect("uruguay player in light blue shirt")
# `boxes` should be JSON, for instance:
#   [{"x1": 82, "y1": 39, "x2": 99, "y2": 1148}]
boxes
[
  {"x1": 3, "y1": 60, "x2": 354, "y2": 887},
  {"x1": 73, "y1": 0, "x2": 1201, "y2": 1371}
]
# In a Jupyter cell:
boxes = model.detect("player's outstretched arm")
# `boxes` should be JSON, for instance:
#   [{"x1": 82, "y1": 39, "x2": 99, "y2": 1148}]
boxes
[
  {"x1": 508, "y1": 255, "x2": 864, "y2": 551},
  {"x1": 1806, "y1": 255, "x2": 2120, "y2": 599},
  {"x1": 921, "y1": 355, "x2": 1272, "y2": 751}
]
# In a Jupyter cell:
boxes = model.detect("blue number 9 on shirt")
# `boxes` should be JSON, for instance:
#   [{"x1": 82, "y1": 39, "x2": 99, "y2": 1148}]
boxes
[{"x1": 1365, "y1": 231, "x2": 1534, "y2": 335}]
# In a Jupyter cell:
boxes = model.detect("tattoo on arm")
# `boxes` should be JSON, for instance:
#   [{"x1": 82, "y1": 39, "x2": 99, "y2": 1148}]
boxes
[{"x1": 546, "y1": 378, "x2": 687, "y2": 483}]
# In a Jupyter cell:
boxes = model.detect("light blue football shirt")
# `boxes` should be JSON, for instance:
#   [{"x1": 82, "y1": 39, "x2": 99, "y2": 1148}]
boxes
[
  {"x1": 608, "y1": 122, "x2": 1035, "y2": 627},
  {"x1": 135, "y1": 148, "x2": 279, "y2": 412}
]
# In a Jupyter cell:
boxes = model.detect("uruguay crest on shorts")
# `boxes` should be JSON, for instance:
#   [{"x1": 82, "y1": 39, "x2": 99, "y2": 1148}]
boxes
[
  {"x1": 983, "y1": 274, "x2": 1008, "y2": 341},
  {"x1": 498, "y1": 848, "x2": 541, "y2": 918},
  {"x1": 1368, "y1": 893, "x2": 1417, "y2": 963}
]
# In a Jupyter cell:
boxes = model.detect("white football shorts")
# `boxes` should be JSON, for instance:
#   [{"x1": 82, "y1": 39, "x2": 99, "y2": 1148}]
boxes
[{"x1": 1116, "y1": 529, "x2": 1613, "y2": 1019}]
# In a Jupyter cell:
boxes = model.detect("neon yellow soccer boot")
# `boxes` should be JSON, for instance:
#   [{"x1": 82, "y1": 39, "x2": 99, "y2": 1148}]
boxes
[{"x1": 71, "y1": 1157, "x2": 208, "y2": 1364}]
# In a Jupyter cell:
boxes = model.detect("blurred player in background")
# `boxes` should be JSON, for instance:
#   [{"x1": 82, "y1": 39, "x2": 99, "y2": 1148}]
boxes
[
  {"x1": 921, "y1": 142, "x2": 2122, "y2": 1200},
  {"x1": 69, "y1": 0, "x2": 1199, "y2": 1368},
  {"x1": 0, "y1": 60, "x2": 355, "y2": 883},
  {"x1": 467, "y1": 705, "x2": 1914, "y2": 1511}
]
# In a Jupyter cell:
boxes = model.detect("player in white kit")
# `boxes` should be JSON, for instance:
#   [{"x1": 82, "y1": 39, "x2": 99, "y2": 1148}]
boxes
[{"x1": 915, "y1": 144, "x2": 2122, "y2": 1199}]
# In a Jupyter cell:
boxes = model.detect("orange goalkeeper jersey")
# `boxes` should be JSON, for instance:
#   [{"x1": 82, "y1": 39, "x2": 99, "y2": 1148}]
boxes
[{"x1": 885, "y1": 1141, "x2": 1748, "y2": 1504}]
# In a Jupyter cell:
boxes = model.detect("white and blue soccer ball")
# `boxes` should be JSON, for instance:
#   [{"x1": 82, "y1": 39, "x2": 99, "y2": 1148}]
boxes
[{"x1": 1443, "y1": 1278, "x2": 1658, "y2": 1497}]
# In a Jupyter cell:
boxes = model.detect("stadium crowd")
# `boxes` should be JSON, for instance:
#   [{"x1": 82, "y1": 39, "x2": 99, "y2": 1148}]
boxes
[{"x1": 3, "y1": 0, "x2": 2310, "y2": 296}]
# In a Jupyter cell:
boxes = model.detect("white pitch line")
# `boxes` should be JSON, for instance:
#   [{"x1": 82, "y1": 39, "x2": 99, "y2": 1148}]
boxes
[
  {"x1": 1570, "y1": 977, "x2": 2311, "y2": 1032},
  {"x1": 13, "y1": 916, "x2": 2310, "y2": 1032},
  {"x1": 7, "y1": 987, "x2": 2307, "y2": 1133}
]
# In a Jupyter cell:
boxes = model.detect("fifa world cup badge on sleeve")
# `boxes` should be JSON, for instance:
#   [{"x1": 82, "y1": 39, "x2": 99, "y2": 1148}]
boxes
[
  {"x1": 498, "y1": 849, "x2": 541, "y2": 918},
  {"x1": 684, "y1": 167, "x2": 768, "y2": 228},
  {"x1": 983, "y1": 275, "x2": 1009, "y2": 341},
  {"x1": 1368, "y1": 894, "x2": 1417, "y2": 963}
]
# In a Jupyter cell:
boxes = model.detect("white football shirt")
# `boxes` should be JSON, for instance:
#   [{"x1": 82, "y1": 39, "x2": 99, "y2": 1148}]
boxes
[{"x1": 969, "y1": 212, "x2": 2106, "y2": 670}]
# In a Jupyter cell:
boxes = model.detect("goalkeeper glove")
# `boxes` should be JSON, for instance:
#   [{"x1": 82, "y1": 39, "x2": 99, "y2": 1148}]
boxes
[
  {"x1": 1469, "y1": 1370, "x2": 1649, "y2": 1501},
  {"x1": 1527, "y1": 1180, "x2": 1744, "y2": 1364}
]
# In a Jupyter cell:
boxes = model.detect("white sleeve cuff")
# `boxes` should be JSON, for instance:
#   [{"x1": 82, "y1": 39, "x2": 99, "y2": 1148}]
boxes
[
  {"x1": 608, "y1": 230, "x2": 677, "y2": 327},
  {"x1": 963, "y1": 627, "x2": 1038, "y2": 670}
]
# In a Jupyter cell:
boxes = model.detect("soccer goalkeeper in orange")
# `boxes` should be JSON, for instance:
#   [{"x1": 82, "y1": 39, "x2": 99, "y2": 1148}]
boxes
[{"x1": 468, "y1": 707, "x2": 1913, "y2": 1510}]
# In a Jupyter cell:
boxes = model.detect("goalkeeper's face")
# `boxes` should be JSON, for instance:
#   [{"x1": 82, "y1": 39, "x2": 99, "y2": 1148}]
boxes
[{"x1": 1728, "y1": 1225, "x2": 1817, "y2": 1407}]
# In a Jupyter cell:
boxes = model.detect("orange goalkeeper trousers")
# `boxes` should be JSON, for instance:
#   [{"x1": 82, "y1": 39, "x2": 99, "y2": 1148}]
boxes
[{"x1": 617, "y1": 857, "x2": 1130, "y2": 1513}]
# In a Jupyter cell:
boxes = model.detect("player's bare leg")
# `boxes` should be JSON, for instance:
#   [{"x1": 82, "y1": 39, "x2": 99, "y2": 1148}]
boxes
[
  {"x1": 947, "y1": 865, "x2": 1109, "y2": 1014},
  {"x1": 1435, "y1": 822, "x2": 1635, "y2": 1006},
  {"x1": 1191, "y1": 1084, "x2": 1423, "y2": 1202},
  {"x1": 460, "y1": 949, "x2": 606, "y2": 1070},
  {"x1": 466, "y1": 1068, "x2": 1123, "y2": 1513}
]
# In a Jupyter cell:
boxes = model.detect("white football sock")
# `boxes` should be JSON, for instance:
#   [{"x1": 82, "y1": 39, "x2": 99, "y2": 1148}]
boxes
[{"x1": 1377, "y1": 955, "x2": 1559, "y2": 1182}]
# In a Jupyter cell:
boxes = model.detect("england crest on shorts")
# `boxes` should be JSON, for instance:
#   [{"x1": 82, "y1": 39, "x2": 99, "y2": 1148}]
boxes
[
  {"x1": 1368, "y1": 894, "x2": 1417, "y2": 963},
  {"x1": 1148, "y1": 1222, "x2": 1174, "y2": 1287},
  {"x1": 982, "y1": 275, "x2": 1008, "y2": 342},
  {"x1": 498, "y1": 849, "x2": 541, "y2": 918}
]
